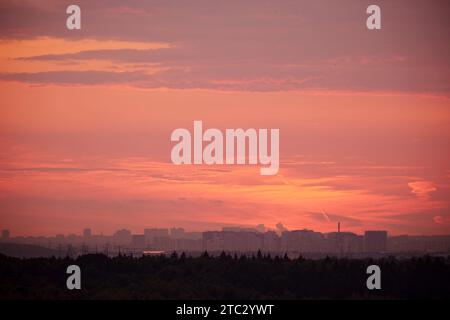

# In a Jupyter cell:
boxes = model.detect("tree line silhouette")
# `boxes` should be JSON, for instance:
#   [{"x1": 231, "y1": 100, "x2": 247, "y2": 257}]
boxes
[{"x1": 1, "y1": 251, "x2": 449, "y2": 299}]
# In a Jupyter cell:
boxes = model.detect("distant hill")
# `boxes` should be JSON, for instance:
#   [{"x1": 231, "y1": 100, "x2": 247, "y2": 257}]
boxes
[{"x1": 0, "y1": 243, "x2": 58, "y2": 258}]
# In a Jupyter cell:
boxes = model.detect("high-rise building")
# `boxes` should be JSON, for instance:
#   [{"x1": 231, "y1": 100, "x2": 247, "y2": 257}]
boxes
[
  {"x1": 144, "y1": 228, "x2": 169, "y2": 245},
  {"x1": 281, "y1": 229, "x2": 325, "y2": 252},
  {"x1": 131, "y1": 234, "x2": 146, "y2": 248},
  {"x1": 83, "y1": 228, "x2": 92, "y2": 238},
  {"x1": 262, "y1": 231, "x2": 280, "y2": 252},
  {"x1": 327, "y1": 232, "x2": 363, "y2": 254},
  {"x1": 202, "y1": 231, "x2": 224, "y2": 251},
  {"x1": 170, "y1": 227, "x2": 185, "y2": 239},
  {"x1": 113, "y1": 229, "x2": 132, "y2": 246},
  {"x1": 364, "y1": 231, "x2": 388, "y2": 252},
  {"x1": 1, "y1": 229, "x2": 10, "y2": 241}
]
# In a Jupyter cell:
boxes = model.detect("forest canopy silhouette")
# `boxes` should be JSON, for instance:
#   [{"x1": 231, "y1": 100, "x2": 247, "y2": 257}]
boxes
[{"x1": 0, "y1": 252, "x2": 449, "y2": 299}]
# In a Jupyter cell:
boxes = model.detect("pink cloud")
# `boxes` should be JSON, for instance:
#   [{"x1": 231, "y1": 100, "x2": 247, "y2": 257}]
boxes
[
  {"x1": 0, "y1": 0, "x2": 449, "y2": 94},
  {"x1": 433, "y1": 215, "x2": 450, "y2": 225},
  {"x1": 408, "y1": 181, "x2": 437, "y2": 200}
]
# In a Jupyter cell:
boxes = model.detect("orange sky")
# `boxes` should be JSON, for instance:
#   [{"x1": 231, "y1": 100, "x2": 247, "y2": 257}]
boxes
[{"x1": 0, "y1": 0, "x2": 449, "y2": 236}]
